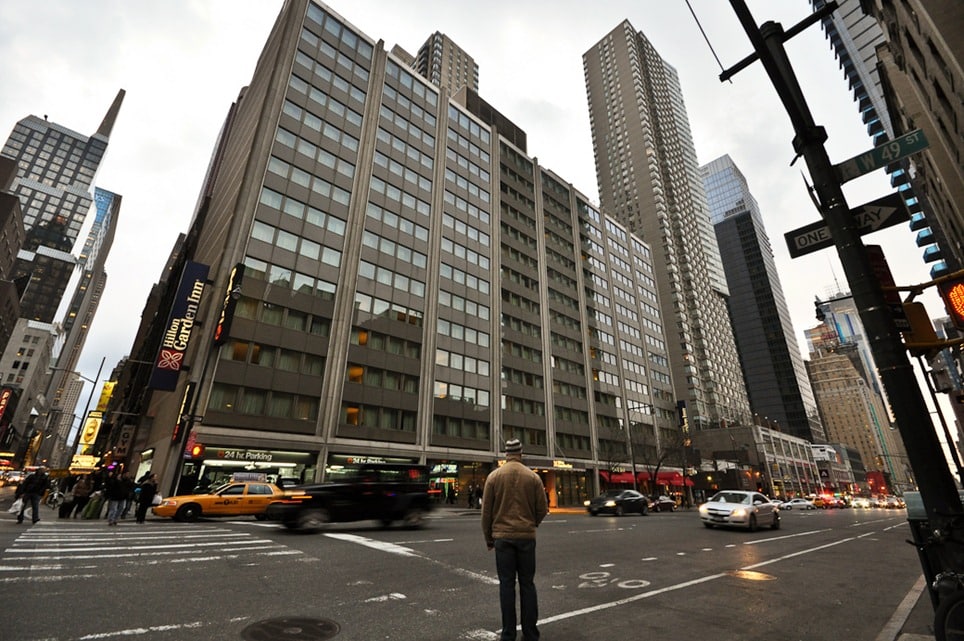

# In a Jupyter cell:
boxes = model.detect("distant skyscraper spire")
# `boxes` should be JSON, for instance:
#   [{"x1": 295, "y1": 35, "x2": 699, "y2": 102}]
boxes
[{"x1": 95, "y1": 88, "x2": 126, "y2": 139}]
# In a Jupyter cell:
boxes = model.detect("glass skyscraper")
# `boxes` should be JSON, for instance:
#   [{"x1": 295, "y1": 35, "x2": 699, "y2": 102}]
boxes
[{"x1": 701, "y1": 154, "x2": 823, "y2": 443}]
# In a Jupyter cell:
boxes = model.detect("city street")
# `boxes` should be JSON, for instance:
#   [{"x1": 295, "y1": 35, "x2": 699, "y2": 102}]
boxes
[{"x1": 0, "y1": 493, "x2": 926, "y2": 641}]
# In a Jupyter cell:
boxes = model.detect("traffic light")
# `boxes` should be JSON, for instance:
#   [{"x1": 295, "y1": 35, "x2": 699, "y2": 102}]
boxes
[
  {"x1": 939, "y1": 273, "x2": 964, "y2": 330},
  {"x1": 190, "y1": 443, "x2": 205, "y2": 458}
]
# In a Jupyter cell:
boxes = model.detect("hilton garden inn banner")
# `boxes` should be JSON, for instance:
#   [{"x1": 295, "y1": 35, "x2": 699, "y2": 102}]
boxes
[{"x1": 148, "y1": 261, "x2": 210, "y2": 391}]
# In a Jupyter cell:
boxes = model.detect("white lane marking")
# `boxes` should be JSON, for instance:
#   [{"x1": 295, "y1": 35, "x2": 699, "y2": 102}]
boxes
[
  {"x1": 472, "y1": 528, "x2": 883, "y2": 635},
  {"x1": 324, "y1": 532, "x2": 418, "y2": 557},
  {"x1": 875, "y1": 574, "x2": 927, "y2": 641},
  {"x1": 742, "y1": 528, "x2": 829, "y2": 545},
  {"x1": 6, "y1": 539, "x2": 275, "y2": 554},
  {"x1": 364, "y1": 592, "x2": 407, "y2": 602},
  {"x1": 641, "y1": 557, "x2": 658, "y2": 561},
  {"x1": 393, "y1": 538, "x2": 455, "y2": 544}
]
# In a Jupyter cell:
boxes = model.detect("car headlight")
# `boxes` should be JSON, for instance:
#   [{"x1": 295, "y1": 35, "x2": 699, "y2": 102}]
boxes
[
  {"x1": 604, "y1": 500, "x2": 616, "y2": 507},
  {"x1": 584, "y1": 500, "x2": 591, "y2": 507},
  {"x1": 732, "y1": 507, "x2": 747, "y2": 518},
  {"x1": 699, "y1": 505, "x2": 708, "y2": 514}
]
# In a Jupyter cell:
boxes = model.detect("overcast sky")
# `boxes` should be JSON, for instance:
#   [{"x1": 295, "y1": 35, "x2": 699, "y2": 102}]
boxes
[{"x1": 0, "y1": 1, "x2": 948, "y2": 431}]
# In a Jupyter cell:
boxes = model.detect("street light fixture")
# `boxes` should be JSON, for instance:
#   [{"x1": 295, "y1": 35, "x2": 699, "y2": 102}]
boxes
[{"x1": 50, "y1": 356, "x2": 106, "y2": 459}]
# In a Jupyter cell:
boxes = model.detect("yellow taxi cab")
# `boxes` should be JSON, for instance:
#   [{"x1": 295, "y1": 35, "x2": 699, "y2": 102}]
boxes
[{"x1": 152, "y1": 481, "x2": 290, "y2": 522}]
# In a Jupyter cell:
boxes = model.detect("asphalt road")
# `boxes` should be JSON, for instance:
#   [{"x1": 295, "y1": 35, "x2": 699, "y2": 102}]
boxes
[{"x1": 0, "y1": 491, "x2": 926, "y2": 641}]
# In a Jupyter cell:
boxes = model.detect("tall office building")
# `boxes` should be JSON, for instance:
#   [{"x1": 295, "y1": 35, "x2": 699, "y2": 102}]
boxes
[
  {"x1": 583, "y1": 20, "x2": 751, "y2": 432},
  {"x1": 109, "y1": 0, "x2": 683, "y2": 505},
  {"x1": 806, "y1": 326, "x2": 913, "y2": 490},
  {"x1": 701, "y1": 155, "x2": 823, "y2": 443},
  {"x1": 810, "y1": 0, "x2": 951, "y2": 277},
  {"x1": 0, "y1": 91, "x2": 123, "y2": 458},
  {"x1": 414, "y1": 32, "x2": 479, "y2": 95}
]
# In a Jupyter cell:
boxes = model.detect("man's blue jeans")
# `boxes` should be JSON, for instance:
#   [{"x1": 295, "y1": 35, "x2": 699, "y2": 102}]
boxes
[{"x1": 494, "y1": 538, "x2": 539, "y2": 641}]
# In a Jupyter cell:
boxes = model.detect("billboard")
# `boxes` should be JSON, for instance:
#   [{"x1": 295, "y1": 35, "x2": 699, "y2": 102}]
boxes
[{"x1": 148, "y1": 261, "x2": 210, "y2": 391}]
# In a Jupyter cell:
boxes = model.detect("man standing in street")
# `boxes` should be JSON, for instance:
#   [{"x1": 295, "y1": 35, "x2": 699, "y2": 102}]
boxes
[
  {"x1": 15, "y1": 466, "x2": 51, "y2": 524},
  {"x1": 481, "y1": 438, "x2": 549, "y2": 641}
]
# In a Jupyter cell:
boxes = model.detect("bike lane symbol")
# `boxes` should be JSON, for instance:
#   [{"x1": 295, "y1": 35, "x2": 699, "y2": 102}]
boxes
[{"x1": 578, "y1": 571, "x2": 650, "y2": 589}]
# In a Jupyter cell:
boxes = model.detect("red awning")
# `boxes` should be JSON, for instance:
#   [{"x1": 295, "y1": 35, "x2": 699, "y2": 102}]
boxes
[
  {"x1": 599, "y1": 470, "x2": 636, "y2": 484},
  {"x1": 639, "y1": 471, "x2": 694, "y2": 486}
]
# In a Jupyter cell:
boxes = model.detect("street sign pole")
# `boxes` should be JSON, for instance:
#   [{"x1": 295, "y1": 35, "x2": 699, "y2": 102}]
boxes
[
  {"x1": 784, "y1": 191, "x2": 910, "y2": 258},
  {"x1": 724, "y1": 1, "x2": 963, "y2": 629}
]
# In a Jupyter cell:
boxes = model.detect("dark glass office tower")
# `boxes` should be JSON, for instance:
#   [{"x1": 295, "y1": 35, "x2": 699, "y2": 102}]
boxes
[{"x1": 701, "y1": 154, "x2": 823, "y2": 443}]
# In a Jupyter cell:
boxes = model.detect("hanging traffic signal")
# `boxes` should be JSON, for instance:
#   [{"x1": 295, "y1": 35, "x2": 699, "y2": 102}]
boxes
[
  {"x1": 939, "y1": 273, "x2": 964, "y2": 330},
  {"x1": 190, "y1": 443, "x2": 205, "y2": 458}
]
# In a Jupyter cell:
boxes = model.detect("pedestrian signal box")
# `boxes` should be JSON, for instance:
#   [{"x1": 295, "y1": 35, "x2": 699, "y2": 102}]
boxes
[
  {"x1": 939, "y1": 274, "x2": 964, "y2": 330},
  {"x1": 190, "y1": 443, "x2": 205, "y2": 458}
]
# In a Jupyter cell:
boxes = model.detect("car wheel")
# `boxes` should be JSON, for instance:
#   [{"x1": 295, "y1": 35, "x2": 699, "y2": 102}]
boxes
[
  {"x1": 640, "y1": 505, "x2": 648, "y2": 516},
  {"x1": 771, "y1": 512, "x2": 780, "y2": 530},
  {"x1": 254, "y1": 514, "x2": 267, "y2": 521},
  {"x1": 615, "y1": 505, "x2": 624, "y2": 517},
  {"x1": 748, "y1": 514, "x2": 758, "y2": 532},
  {"x1": 176, "y1": 504, "x2": 201, "y2": 522},
  {"x1": 297, "y1": 508, "x2": 330, "y2": 531},
  {"x1": 402, "y1": 508, "x2": 426, "y2": 529},
  {"x1": 934, "y1": 587, "x2": 964, "y2": 641}
]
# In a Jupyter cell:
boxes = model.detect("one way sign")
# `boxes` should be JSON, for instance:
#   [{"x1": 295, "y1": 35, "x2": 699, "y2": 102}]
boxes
[{"x1": 785, "y1": 192, "x2": 910, "y2": 258}]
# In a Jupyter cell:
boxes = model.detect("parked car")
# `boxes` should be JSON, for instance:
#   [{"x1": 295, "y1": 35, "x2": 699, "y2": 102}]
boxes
[
  {"x1": 585, "y1": 489, "x2": 650, "y2": 516},
  {"x1": 152, "y1": 481, "x2": 289, "y2": 522},
  {"x1": 650, "y1": 495, "x2": 677, "y2": 512},
  {"x1": 264, "y1": 464, "x2": 434, "y2": 531},
  {"x1": 699, "y1": 490, "x2": 780, "y2": 531},
  {"x1": 780, "y1": 498, "x2": 815, "y2": 510}
]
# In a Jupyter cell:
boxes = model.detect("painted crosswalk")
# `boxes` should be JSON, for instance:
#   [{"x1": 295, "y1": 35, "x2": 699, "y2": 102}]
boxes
[{"x1": 0, "y1": 521, "x2": 304, "y2": 582}]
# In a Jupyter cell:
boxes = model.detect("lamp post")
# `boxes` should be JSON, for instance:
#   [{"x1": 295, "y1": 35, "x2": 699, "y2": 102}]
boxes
[{"x1": 51, "y1": 356, "x2": 106, "y2": 460}]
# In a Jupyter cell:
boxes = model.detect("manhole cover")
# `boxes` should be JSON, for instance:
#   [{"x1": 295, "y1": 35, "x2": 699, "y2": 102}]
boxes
[{"x1": 241, "y1": 617, "x2": 340, "y2": 641}]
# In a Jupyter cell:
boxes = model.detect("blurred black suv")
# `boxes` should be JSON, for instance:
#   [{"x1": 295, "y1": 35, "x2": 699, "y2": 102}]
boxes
[{"x1": 264, "y1": 464, "x2": 434, "y2": 531}]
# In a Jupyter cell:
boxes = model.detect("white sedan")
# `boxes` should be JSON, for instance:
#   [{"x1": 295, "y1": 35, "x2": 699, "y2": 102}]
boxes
[
  {"x1": 699, "y1": 490, "x2": 780, "y2": 531},
  {"x1": 780, "y1": 498, "x2": 816, "y2": 510}
]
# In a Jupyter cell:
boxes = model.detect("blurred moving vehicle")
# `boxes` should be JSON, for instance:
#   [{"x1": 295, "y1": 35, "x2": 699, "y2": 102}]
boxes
[
  {"x1": 585, "y1": 489, "x2": 650, "y2": 516},
  {"x1": 852, "y1": 497, "x2": 872, "y2": 509},
  {"x1": 650, "y1": 495, "x2": 677, "y2": 512},
  {"x1": 153, "y1": 481, "x2": 289, "y2": 522},
  {"x1": 2, "y1": 470, "x2": 25, "y2": 486},
  {"x1": 780, "y1": 498, "x2": 815, "y2": 510},
  {"x1": 699, "y1": 490, "x2": 780, "y2": 531},
  {"x1": 264, "y1": 464, "x2": 433, "y2": 531}
]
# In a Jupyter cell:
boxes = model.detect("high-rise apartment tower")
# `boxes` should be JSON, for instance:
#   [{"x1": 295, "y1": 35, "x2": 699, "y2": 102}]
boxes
[{"x1": 583, "y1": 20, "x2": 751, "y2": 431}]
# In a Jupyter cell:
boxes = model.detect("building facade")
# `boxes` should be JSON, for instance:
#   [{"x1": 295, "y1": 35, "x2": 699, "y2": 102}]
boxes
[
  {"x1": 583, "y1": 20, "x2": 751, "y2": 433},
  {"x1": 701, "y1": 154, "x2": 824, "y2": 443},
  {"x1": 0, "y1": 92, "x2": 123, "y2": 460},
  {"x1": 811, "y1": 0, "x2": 946, "y2": 277},
  {"x1": 114, "y1": 0, "x2": 686, "y2": 506},
  {"x1": 858, "y1": 0, "x2": 963, "y2": 272}
]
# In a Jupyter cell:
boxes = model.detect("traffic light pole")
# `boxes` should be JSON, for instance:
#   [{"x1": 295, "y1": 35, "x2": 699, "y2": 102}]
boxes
[{"x1": 724, "y1": 0, "x2": 964, "y2": 625}]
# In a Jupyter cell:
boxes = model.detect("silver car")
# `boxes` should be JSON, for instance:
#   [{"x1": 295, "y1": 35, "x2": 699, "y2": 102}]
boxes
[{"x1": 699, "y1": 490, "x2": 780, "y2": 531}]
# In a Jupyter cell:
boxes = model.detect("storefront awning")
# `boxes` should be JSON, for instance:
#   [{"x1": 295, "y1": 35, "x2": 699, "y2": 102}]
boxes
[
  {"x1": 639, "y1": 471, "x2": 695, "y2": 486},
  {"x1": 599, "y1": 470, "x2": 636, "y2": 484}
]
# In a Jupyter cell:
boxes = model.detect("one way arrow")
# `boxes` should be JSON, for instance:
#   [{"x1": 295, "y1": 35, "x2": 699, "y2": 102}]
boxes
[{"x1": 784, "y1": 192, "x2": 910, "y2": 258}]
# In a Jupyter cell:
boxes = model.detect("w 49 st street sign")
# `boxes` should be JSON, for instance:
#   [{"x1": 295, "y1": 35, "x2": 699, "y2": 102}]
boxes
[
  {"x1": 785, "y1": 192, "x2": 910, "y2": 258},
  {"x1": 835, "y1": 129, "x2": 929, "y2": 183}
]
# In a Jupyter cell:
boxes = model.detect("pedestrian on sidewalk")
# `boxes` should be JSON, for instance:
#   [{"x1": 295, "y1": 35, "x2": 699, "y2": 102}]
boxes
[
  {"x1": 103, "y1": 468, "x2": 127, "y2": 525},
  {"x1": 70, "y1": 474, "x2": 93, "y2": 518},
  {"x1": 481, "y1": 439, "x2": 549, "y2": 641},
  {"x1": 134, "y1": 473, "x2": 158, "y2": 524}
]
